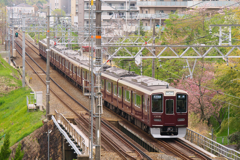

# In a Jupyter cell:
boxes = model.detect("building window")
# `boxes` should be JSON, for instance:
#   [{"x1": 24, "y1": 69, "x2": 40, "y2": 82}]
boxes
[
  {"x1": 145, "y1": 23, "x2": 147, "y2": 26},
  {"x1": 171, "y1": 10, "x2": 176, "y2": 13},
  {"x1": 160, "y1": 10, "x2": 164, "y2": 13},
  {"x1": 146, "y1": 11, "x2": 148, "y2": 14}
]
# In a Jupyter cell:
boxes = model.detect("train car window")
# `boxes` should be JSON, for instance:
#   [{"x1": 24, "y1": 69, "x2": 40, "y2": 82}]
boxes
[
  {"x1": 113, "y1": 85, "x2": 117, "y2": 96},
  {"x1": 101, "y1": 79, "x2": 104, "y2": 89},
  {"x1": 59, "y1": 56, "x2": 61, "y2": 64},
  {"x1": 152, "y1": 94, "x2": 163, "y2": 113},
  {"x1": 107, "y1": 81, "x2": 111, "y2": 93},
  {"x1": 125, "y1": 90, "x2": 131, "y2": 102},
  {"x1": 87, "y1": 72, "x2": 90, "y2": 81},
  {"x1": 166, "y1": 99, "x2": 174, "y2": 114},
  {"x1": 135, "y1": 94, "x2": 141, "y2": 108},
  {"x1": 118, "y1": 87, "x2": 122, "y2": 98},
  {"x1": 70, "y1": 63, "x2": 72, "y2": 71},
  {"x1": 83, "y1": 70, "x2": 85, "y2": 79},
  {"x1": 66, "y1": 61, "x2": 68, "y2": 68},
  {"x1": 177, "y1": 94, "x2": 187, "y2": 113}
]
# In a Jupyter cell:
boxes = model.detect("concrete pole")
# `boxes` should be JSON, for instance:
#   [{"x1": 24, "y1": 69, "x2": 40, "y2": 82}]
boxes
[
  {"x1": 48, "y1": 129, "x2": 50, "y2": 160},
  {"x1": 12, "y1": 7, "x2": 15, "y2": 57},
  {"x1": 138, "y1": 19, "x2": 140, "y2": 36},
  {"x1": 228, "y1": 103, "x2": 230, "y2": 144},
  {"x1": 95, "y1": 0, "x2": 102, "y2": 158},
  {"x1": 22, "y1": 16, "x2": 25, "y2": 87},
  {"x1": 46, "y1": 5, "x2": 50, "y2": 120},
  {"x1": 7, "y1": 12, "x2": 10, "y2": 64},
  {"x1": 90, "y1": 1, "x2": 94, "y2": 159},
  {"x1": 152, "y1": 19, "x2": 155, "y2": 78}
]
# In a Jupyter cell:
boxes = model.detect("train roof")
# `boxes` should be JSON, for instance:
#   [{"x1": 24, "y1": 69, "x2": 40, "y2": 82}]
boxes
[{"x1": 39, "y1": 40, "x2": 188, "y2": 95}]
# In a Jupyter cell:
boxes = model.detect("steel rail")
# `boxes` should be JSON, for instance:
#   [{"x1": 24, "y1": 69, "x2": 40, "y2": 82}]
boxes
[
  {"x1": 76, "y1": 114, "x2": 135, "y2": 160},
  {"x1": 175, "y1": 139, "x2": 211, "y2": 160},
  {"x1": 103, "y1": 106, "x2": 212, "y2": 160},
  {"x1": 101, "y1": 119, "x2": 149, "y2": 160}
]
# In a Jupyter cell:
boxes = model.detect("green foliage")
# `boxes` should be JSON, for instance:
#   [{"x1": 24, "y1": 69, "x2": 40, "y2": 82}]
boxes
[
  {"x1": 12, "y1": 143, "x2": 24, "y2": 160},
  {"x1": 0, "y1": 133, "x2": 11, "y2": 160},
  {"x1": 0, "y1": 88, "x2": 45, "y2": 146},
  {"x1": 134, "y1": 20, "x2": 145, "y2": 36},
  {"x1": 0, "y1": 55, "x2": 22, "y2": 96},
  {"x1": 228, "y1": 131, "x2": 240, "y2": 150},
  {"x1": 51, "y1": 9, "x2": 66, "y2": 16}
]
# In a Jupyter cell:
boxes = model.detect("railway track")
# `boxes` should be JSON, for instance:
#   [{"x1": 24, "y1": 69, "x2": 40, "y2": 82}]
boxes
[
  {"x1": 15, "y1": 35, "x2": 213, "y2": 160},
  {"x1": 14, "y1": 35, "x2": 152, "y2": 160}
]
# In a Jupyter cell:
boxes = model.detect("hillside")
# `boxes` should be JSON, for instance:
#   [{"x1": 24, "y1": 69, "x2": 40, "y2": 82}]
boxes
[{"x1": 0, "y1": 54, "x2": 45, "y2": 146}]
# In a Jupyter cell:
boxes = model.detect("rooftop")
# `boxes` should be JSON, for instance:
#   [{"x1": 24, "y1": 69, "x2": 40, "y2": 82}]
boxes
[{"x1": 14, "y1": 3, "x2": 33, "y2": 8}]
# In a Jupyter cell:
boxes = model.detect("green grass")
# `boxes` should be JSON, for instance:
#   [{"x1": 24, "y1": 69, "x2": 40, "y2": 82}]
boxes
[
  {"x1": 0, "y1": 55, "x2": 22, "y2": 91},
  {"x1": 0, "y1": 55, "x2": 45, "y2": 146},
  {"x1": 0, "y1": 87, "x2": 45, "y2": 146}
]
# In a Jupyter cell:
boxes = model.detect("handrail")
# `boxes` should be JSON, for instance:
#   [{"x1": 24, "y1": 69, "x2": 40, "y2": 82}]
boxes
[
  {"x1": 185, "y1": 128, "x2": 240, "y2": 160},
  {"x1": 54, "y1": 110, "x2": 88, "y2": 154},
  {"x1": 52, "y1": 115, "x2": 82, "y2": 155}
]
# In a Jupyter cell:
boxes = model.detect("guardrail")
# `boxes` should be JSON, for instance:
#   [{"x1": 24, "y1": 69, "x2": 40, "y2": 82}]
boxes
[
  {"x1": 185, "y1": 128, "x2": 240, "y2": 160},
  {"x1": 54, "y1": 110, "x2": 88, "y2": 155}
]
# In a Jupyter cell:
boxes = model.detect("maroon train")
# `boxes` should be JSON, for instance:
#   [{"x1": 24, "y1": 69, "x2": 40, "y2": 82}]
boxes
[{"x1": 39, "y1": 40, "x2": 188, "y2": 138}]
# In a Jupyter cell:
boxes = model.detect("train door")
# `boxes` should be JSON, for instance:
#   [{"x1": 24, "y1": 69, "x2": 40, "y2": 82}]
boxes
[{"x1": 164, "y1": 96, "x2": 176, "y2": 124}]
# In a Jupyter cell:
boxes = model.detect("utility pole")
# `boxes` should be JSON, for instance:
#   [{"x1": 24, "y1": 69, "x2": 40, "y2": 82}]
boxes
[
  {"x1": 152, "y1": 19, "x2": 155, "y2": 78},
  {"x1": 95, "y1": 0, "x2": 102, "y2": 158},
  {"x1": 46, "y1": 5, "x2": 50, "y2": 120},
  {"x1": 90, "y1": 0, "x2": 94, "y2": 158},
  {"x1": 22, "y1": 15, "x2": 25, "y2": 87},
  {"x1": 138, "y1": 19, "x2": 140, "y2": 36},
  {"x1": 12, "y1": 6, "x2": 15, "y2": 58},
  {"x1": 7, "y1": 11, "x2": 10, "y2": 64},
  {"x1": 228, "y1": 103, "x2": 230, "y2": 145},
  {"x1": 2, "y1": 10, "x2": 3, "y2": 45}
]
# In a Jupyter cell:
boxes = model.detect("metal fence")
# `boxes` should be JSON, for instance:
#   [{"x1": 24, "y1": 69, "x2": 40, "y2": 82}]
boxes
[
  {"x1": 185, "y1": 129, "x2": 240, "y2": 160},
  {"x1": 54, "y1": 110, "x2": 88, "y2": 155}
]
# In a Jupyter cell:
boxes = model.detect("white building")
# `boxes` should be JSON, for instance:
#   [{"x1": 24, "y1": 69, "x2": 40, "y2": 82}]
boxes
[{"x1": 7, "y1": 3, "x2": 34, "y2": 18}]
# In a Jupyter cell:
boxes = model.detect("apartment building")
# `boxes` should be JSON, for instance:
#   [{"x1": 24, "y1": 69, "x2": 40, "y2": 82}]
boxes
[
  {"x1": 71, "y1": 0, "x2": 138, "y2": 28},
  {"x1": 137, "y1": 0, "x2": 239, "y2": 30}
]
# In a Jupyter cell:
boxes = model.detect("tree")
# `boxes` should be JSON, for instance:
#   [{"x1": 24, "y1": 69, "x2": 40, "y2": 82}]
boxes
[
  {"x1": 0, "y1": 133, "x2": 11, "y2": 160},
  {"x1": 12, "y1": 143, "x2": 24, "y2": 160},
  {"x1": 173, "y1": 61, "x2": 223, "y2": 123},
  {"x1": 51, "y1": 9, "x2": 66, "y2": 23},
  {"x1": 228, "y1": 132, "x2": 240, "y2": 150}
]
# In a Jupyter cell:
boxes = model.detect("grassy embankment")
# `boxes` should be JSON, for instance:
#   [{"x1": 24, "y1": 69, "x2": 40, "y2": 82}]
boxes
[{"x1": 0, "y1": 55, "x2": 45, "y2": 146}]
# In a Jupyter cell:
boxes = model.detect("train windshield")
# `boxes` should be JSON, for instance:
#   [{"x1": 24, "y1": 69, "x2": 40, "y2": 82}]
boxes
[
  {"x1": 152, "y1": 94, "x2": 163, "y2": 112},
  {"x1": 177, "y1": 94, "x2": 187, "y2": 113}
]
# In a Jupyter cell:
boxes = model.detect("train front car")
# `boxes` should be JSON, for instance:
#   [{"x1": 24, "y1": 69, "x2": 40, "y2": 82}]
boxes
[{"x1": 150, "y1": 89, "x2": 188, "y2": 138}]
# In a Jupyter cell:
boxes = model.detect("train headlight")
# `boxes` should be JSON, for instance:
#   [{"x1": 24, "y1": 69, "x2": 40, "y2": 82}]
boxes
[
  {"x1": 154, "y1": 118, "x2": 161, "y2": 122},
  {"x1": 177, "y1": 118, "x2": 185, "y2": 122}
]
